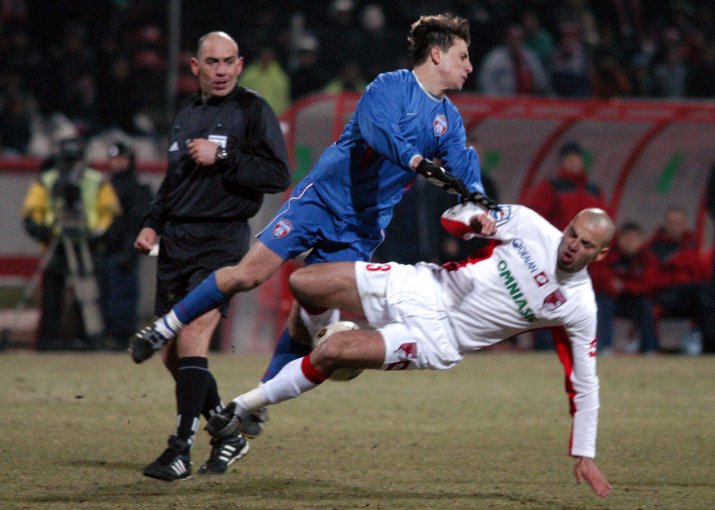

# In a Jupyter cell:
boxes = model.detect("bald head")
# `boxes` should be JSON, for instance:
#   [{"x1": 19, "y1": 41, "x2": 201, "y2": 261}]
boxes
[
  {"x1": 197, "y1": 31, "x2": 238, "y2": 58},
  {"x1": 574, "y1": 208, "x2": 615, "y2": 248},
  {"x1": 557, "y1": 208, "x2": 614, "y2": 272}
]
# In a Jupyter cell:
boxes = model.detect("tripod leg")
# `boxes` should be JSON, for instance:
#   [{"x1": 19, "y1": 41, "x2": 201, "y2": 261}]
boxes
[{"x1": 63, "y1": 237, "x2": 104, "y2": 341}]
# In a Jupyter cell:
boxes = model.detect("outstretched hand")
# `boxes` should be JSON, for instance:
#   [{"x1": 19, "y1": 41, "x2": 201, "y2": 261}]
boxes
[
  {"x1": 468, "y1": 213, "x2": 497, "y2": 236},
  {"x1": 574, "y1": 457, "x2": 612, "y2": 498}
]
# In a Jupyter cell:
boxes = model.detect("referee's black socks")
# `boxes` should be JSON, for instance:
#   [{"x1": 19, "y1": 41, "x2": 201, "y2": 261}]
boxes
[{"x1": 176, "y1": 356, "x2": 217, "y2": 443}]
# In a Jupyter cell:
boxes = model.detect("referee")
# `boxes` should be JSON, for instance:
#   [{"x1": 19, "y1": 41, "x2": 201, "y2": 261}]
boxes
[{"x1": 133, "y1": 31, "x2": 290, "y2": 481}]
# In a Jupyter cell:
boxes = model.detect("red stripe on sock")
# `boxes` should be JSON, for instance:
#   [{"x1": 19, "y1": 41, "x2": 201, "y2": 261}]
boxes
[{"x1": 301, "y1": 355, "x2": 329, "y2": 384}]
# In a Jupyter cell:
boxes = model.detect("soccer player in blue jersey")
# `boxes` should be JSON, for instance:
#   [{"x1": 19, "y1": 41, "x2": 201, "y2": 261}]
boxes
[{"x1": 131, "y1": 13, "x2": 485, "y2": 444}]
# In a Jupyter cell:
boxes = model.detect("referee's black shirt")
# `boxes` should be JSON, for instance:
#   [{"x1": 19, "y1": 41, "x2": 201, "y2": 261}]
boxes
[{"x1": 143, "y1": 85, "x2": 290, "y2": 232}]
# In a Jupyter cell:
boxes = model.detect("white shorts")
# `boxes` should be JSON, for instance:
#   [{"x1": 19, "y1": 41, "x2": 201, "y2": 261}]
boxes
[{"x1": 354, "y1": 261, "x2": 463, "y2": 371}]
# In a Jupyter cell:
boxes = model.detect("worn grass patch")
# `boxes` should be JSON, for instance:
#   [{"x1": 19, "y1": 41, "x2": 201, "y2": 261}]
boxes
[{"x1": 0, "y1": 352, "x2": 713, "y2": 509}]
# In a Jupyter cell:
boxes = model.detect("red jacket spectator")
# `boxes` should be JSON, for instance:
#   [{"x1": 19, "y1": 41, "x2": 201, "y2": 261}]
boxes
[
  {"x1": 590, "y1": 224, "x2": 659, "y2": 298},
  {"x1": 647, "y1": 227, "x2": 707, "y2": 291},
  {"x1": 527, "y1": 141, "x2": 607, "y2": 231}
]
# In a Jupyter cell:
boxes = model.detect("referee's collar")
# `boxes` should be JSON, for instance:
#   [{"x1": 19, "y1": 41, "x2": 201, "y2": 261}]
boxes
[
  {"x1": 195, "y1": 85, "x2": 239, "y2": 106},
  {"x1": 412, "y1": 71, "x2": 444, "y2": 103}
]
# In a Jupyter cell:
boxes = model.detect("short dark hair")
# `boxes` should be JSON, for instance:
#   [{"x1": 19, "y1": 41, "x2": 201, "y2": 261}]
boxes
[
  {"x1": 408, "y1": 14, "x2": 471, "y2": 66},
  {"x1": 619, "y1": 221, "x2": 642, "y2": 234},
  {"x1": 559, "y1": 140, "x2": 583, "y2": 158}
]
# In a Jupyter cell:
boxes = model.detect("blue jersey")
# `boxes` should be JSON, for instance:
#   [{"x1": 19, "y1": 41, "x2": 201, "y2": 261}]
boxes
[{"x1": 308, "y1": 69, "x2": 483, "y2": 230}]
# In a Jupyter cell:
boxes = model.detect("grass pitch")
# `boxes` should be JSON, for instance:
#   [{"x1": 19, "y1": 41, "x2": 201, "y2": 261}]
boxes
[{"x1": 0, "y1": 352, "x2": 713, "y2": 510}]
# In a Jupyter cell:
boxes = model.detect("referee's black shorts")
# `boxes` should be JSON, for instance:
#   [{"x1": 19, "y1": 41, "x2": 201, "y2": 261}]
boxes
[{"x1": 154, "y1": 221, "x2": 250, "y2": 317}]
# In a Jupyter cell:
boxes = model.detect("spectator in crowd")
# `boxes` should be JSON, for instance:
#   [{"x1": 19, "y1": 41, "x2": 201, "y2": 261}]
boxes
[
  {"x1": 96, "y1": 142, "x2": 153, "y2": 350},
  {"x1": 322, "y1": 61, "x2": 367, "y2": 94},
  {"x1": 526, "y1": 140, "x2": 606, "y2": 231},
  {"x1": 0, "y1": 91, "x2": 33, "y2": 155},
  {"x1": 289, "y1": 34, "x2": 327, "y2": 101},
  {"x1": 96, "y1": 53, "x2": 139, "y2": 134},
  {"x1": 20, "y1": 137, "x2": 121, "y2": 350},
  {"x1": 652, "y1": 30, "x2": 688, "y2": 98},
  {"x1": 521, "y1": 8, "x2": 554, "y2": 69},
  {"x1": 549, "y1": 22, "x2": 592, "y2": 98},
  {"x1": 590, "y1": 47, "x2": 633, "y2": 99},
  {"x1": 525, "y1": 139, "x2": 606, "y2": 349},
  {"x1": 46, "y1": 23, "x2": 95, "y2": 118},
  {"x1": 477, "y1": 24, "x2": 552, "y2": 96},
  {"x1": 358, "y1": 3, "x2": 405, "y2": 78},
  {"x1": 590, "y1": 222, "x2": 660, "y2": 354},
  {"x1": 686, "y1": 38, "x2": 715, "y2": 98},
  {"x1": 647, "y1": 207, "x2": 713, "y2": 352},
  {"x1": 240, "y1": 46, "x2": 291, "y2": 116},
  {"x1": 3, "y1": 27, "x2": 45, "y2": 103},
  {"x1": 558, "y1": 0, "x2": 600, "y2": 48},
  {"x1": 318, "y1": 0, "x2": 365, "y2": 79},
  {"x1": 129, "y1": 24, "x2": 167, "y2": 129}
]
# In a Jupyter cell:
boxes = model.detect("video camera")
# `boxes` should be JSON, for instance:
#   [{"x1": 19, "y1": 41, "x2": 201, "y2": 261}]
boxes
[{"x1": 53, "y1": 137, "x2": 89, "y2": 238}]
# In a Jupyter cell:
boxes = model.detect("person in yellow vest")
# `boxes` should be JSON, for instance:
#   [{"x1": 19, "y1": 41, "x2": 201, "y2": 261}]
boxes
[
  {"x1": 239, "y1": 46, "x2": 290, "y2": 115},
  {"x1": 21, "y1": 137, "x2": 121, "y2": 350}
]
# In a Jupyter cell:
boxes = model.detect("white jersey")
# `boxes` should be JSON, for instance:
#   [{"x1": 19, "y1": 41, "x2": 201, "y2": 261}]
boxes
[{"x1": 440, "y1": 203, "x2": 600, "y2": 458}]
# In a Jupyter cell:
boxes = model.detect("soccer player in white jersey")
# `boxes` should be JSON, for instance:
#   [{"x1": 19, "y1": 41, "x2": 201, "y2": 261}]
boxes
[{"x1": 207, "y1": 202, "x2": 615, "y2": 498}]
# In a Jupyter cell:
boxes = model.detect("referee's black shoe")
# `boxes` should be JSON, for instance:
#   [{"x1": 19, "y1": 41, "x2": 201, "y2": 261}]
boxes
[
  {"x1": 198, "y1": 431, "x2": 250, "y2": 475},
  {"x1": 142, "y1": 435, "x2": 192, "y2": 481},
  {"x1": 129, "y1": 326, "x2": 168, "y2": 363}
]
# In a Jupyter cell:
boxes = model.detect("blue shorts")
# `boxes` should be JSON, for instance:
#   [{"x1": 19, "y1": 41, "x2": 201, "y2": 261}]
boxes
[{"x1": 257, "y1": 181, "x2": 384, "y2": 264}]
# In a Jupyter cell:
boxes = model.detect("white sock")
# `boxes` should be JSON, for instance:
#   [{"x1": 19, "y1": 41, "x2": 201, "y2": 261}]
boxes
[
  {"x1": 245, "y1": 358, "x2": 322, "y2": 407},
  {"x1": 234, "y1": 387, "x2": 268, "y2": 412},
  {"x1": 300, "y1": 307, "x2": 340, "y2": 339},
  {"x1": 153, "y1": 310, "x2": 184, "y2": 339}
]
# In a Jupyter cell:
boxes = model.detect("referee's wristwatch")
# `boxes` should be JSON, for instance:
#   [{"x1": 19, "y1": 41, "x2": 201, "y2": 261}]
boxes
[{"x1": 215, "y1": 146, "x2": 228, "y2": 162}]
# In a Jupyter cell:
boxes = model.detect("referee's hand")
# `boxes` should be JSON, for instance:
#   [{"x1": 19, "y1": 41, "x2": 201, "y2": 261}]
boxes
[
  {"x1": 188, "y1": 139, "x2": 220, "y2": 166},
  {"x1": 134, "y1": 227, "x2": 157, "y2": 254}
]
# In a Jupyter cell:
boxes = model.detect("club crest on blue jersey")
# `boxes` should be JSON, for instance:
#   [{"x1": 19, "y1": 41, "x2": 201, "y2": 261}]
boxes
[
  {"x1": 433, "y1": 114, "x2": 448, "y2": 137},
  {"x1": 272, "y1": 218, "x2": 293, "y2": 239}
]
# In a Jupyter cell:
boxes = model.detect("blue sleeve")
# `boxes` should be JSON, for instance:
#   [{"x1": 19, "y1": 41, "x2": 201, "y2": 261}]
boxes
[
  {"x1": 437, "y1": 110, "x2": 484, "y2": 194},
  {"x1": 355, "y1": 75, "x2": 420, "y2": 170}
]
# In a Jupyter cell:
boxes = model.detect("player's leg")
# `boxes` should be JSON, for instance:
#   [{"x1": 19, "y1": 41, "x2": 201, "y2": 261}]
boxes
[
  {"x1": 130, "y1": 241, "x2": 284, "y2": 363},
  {"x1": 143, "y1": 309, "x2": 249, "y2": 480},
  {"x1": 207, "y1": 329, "x2": 386, "y2": 439},
  {"x1": 142, "y1": 310, "x2": 219, "y2": 481},
  {"x1": 289, "y1": 262, "x2": 365, "y2": 314},
  {"x1": 208, "y1": 262, "x2": 463, "y2": 440}
]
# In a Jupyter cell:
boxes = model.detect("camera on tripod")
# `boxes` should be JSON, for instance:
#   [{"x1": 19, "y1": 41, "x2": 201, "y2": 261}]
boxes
[{"x1": 53, "y1": 138, "x2": 90, "y2": 240}]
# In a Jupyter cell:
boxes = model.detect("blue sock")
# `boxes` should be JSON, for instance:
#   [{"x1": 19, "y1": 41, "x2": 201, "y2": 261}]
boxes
[
  {"x1": 174, "y1": 272, "x2": 229, "y2": 324},
  {"x1": 261, "y1": 328, "x2": 312, "y2": 383}
]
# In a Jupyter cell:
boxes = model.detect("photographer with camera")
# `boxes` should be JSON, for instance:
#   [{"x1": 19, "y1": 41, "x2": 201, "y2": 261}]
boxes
[{"x1": 21, "y1": 137, "x2": 121, "y2": 350}]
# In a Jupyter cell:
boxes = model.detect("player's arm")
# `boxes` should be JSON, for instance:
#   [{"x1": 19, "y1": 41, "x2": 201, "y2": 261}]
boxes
[
  {"x1": 574, "y1": 456, "x2": 612, "y2": 498},
  {"x1": 354, "y1": 75, "x2": 423, "y2": 171},
  {"x1": 440, "y1": 200, "x2": 513, "y2": 241},
  {"x1": 434, "y1": 109, "x2": 483, "y2": 194},
  {"x1": 413, "y1": 158, "x2": 471, "y2": 197},
  {"x1": 211, "y1": 98, "x2": 291, "y2": 194},
  {"x1": 551, "y1": 323, "x2": 611, "y2": 498}
]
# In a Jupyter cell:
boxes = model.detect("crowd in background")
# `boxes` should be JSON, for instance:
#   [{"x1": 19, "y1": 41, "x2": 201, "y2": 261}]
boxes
[{"x1": 1, "y1": 0, "x2": 715, "y2": 156}]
